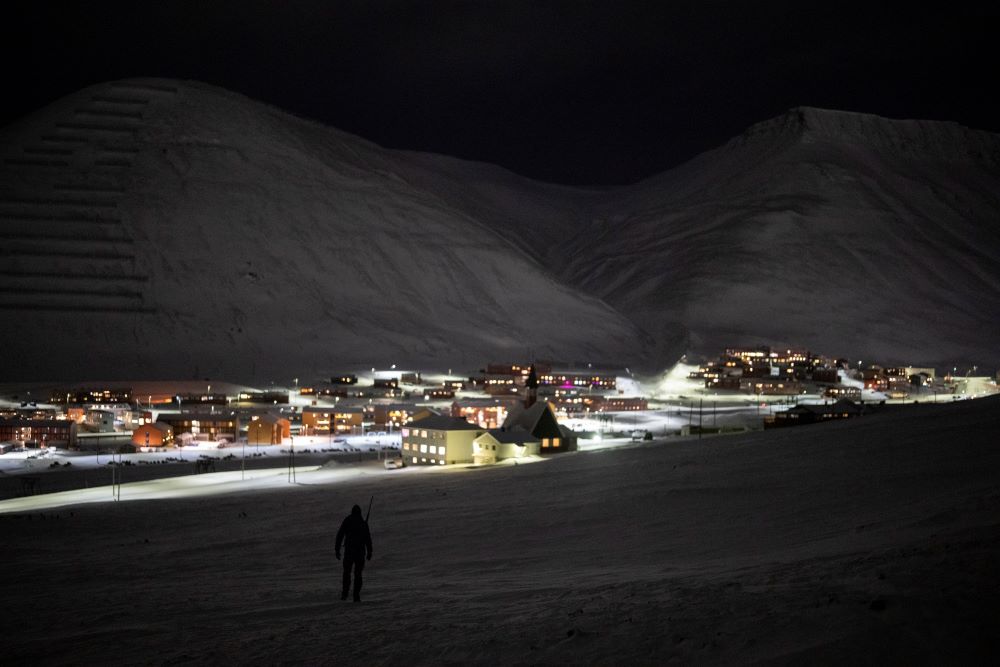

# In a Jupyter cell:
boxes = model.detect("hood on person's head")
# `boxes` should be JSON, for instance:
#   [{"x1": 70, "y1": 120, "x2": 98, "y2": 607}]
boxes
[{"x1": 352, "y1": 504, "x2": 362, "y2": 517}]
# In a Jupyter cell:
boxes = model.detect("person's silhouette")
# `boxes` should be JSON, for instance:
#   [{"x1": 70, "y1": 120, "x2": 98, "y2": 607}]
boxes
[{"x1": 335, "y1": 504, "x2": 373, "y2": 601}]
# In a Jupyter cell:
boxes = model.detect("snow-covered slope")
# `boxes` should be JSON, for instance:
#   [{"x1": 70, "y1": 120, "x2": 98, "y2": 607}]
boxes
[
  {"x1": 0, "y1": 80, "x2": 649, "y2": 381},
  {"x1": 3, "y1": 81, "x2": 999, "y2": 380},
  {"x1": 557, "y1": 107, "x2": 1000, "y2": 366},
  {"x1": 2, "y1": 396, "x2": 999, "y2": 663}
]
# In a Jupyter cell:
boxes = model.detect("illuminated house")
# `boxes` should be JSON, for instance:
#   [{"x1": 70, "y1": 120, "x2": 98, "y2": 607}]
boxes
[
  {"x1": 84, "y1": 409, "x2": 116, "y2": 433},
  {"x1": 131, "y1": 422, "x2": 174, "y2": 448},
  {"x1": 725, "y1": 346, "x2": 771, "y2": 361},
  {"x1": 301, "y1": 405, "x2": 359, "y2": 434},
  {"x1": 301, "y1": 406, "x2": 336, "y2": 433},
  {"x1": 401, "y1": 415, "x2": 484, "y2": 465},
  {"x1": 0, "y1": 418, "x2": 78, "y2": 448},
  {"x1": 369, "y1": 404, "x2": 434, "y2": 431},
  {"x1": 450, "y1": 399, "x2": 512, "y2": 429},
  {"x1": 549, "y1": 390, "x2": 591, "y2": 414},
  {"x1": 0, "y1": 407, "x2": 58, "y2": 421},
  {"x1": 156, "y1": 413, "x2": 239, "y2": 442},
  {"x1": 823, "y1": 386, "x2": 862, "y2": 400},
  {"x1": 480, "y1": 374, "x2": 523, "y2": 396},
  {"x1": 423, "y1": 387, "x2": 455, "y2": 399},
  {"x1": 247, "y1": 414, "x2": 291, "y2": 445},
  {"x1": 472, "y1": 429, "x2": 540, "y2": 465},
  {"x1": 486, "y1": 362, "x2": 552, "y2": 378},
  {"x1": 742, "y1": 378, "x2": 804, "y2": 395},
  {"x1": 706, "y1": 376, "x2": 743, "y2": 391},
  {"x1": 501, "y1": 401, "x2": 576, "y2": 454},
  {"x1": 331, "y1": 407, "x2": 363, "y2": 434}
]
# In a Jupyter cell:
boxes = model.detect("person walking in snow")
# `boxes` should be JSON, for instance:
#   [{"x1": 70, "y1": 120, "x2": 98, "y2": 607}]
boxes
[{"x1": 335, "y1": 504, "x2": 373, "y2": 601}]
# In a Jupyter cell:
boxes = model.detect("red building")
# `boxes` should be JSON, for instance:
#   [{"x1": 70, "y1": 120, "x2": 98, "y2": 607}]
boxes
[{"x1": 0, "y1": 418, "x2": 78, "y2": 448}]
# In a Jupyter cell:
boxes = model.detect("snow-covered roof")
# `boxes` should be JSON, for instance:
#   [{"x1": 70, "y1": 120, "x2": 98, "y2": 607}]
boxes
[
  {"x1": 480, "y1": 427, "x2": 539, "y2": 445},
  {"x1": 408, "y1": 415, "x2": 482, "y2": 431}
]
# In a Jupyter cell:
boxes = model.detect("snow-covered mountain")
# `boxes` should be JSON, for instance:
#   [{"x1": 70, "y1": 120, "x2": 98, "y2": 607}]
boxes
[
  {"x1": 2, "y1": 80, "x2": 999, "y2": 380},
  {"x1": 574, "y1": 107, "x2": 1000, "y2": 368},
  {"x1": 401, "y1": 107, "x2": 1000, "y2": 368},
  {"x1": 0, "y1": 80, "x2": 649, "y2": 381}
]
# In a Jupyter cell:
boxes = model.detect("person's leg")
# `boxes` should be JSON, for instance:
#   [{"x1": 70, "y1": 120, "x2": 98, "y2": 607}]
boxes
[
  {"x1": 353, "y1": 559, "x2": 365, "y2": 601},
  {"x1": 342, "y1": 557, "x2": 353, "y2": 600}
]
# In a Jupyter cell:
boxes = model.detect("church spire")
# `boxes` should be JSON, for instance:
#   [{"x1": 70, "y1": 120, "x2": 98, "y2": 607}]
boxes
[{"x1": 525, "y1": 363, "x2": 538, "y2": 408}]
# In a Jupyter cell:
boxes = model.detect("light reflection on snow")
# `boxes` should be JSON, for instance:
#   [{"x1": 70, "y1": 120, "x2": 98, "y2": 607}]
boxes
[{"x1": 0, "y1": 454, "x2": 549, "y2": 514}]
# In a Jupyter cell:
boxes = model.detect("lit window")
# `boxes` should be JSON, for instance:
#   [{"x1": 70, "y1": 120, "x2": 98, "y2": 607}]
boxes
[
  {"x1": 437, "y1": 446, "x2": 446, "y2": 455},
  {"x1": 419, "y1": 444, "x2": 427, "y2": 453},
  {"x1": 412, "y1": 457, "x2": 417, "y2": 464},
  {"x1": 439, "y1": 460, "x2": 445, "y2": 466}
]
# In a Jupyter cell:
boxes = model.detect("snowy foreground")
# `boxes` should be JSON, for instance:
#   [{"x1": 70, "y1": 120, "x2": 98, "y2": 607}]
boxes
[{"x1": 2, "y1": 398, "x2": 999, "y2": 664}]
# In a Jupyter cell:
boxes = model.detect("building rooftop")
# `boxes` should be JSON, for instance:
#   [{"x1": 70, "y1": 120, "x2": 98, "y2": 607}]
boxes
[
  {"x1": 482, "y1": 427, "x2": 539, "y2": 445},
  {"x1": 409, "y1": 414, "x2": 482, "y2": 431}
]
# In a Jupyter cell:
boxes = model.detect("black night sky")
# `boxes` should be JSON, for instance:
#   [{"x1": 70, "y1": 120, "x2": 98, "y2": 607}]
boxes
[{"x1": 7, "y1": 2, "x2": 999, "y2": 185}]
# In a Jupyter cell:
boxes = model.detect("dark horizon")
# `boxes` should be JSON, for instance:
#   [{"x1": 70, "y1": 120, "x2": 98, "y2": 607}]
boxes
[{"x1": 6, "y1": 2, "x2": 1000, "y2": 185}]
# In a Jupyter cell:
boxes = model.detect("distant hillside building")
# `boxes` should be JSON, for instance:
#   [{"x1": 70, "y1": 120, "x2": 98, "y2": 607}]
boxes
[
  {"x1": 237, "y1": 391, "x2": 290, "y2": 404},
  {"x1": 51, "y1": 387, "x2": 132, "y2": 405},
  {"x1": 538, "y1": 371, "x2": 616, "y2": 390}
]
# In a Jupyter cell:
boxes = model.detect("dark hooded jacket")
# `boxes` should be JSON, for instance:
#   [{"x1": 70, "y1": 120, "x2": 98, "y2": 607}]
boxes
[{"x1": 336, "y1": 505, "x2": 373, "y2": 560}]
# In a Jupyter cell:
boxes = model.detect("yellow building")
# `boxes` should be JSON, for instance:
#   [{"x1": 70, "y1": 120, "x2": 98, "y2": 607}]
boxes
[
  {"x1": 472, "y1": 429, "x2": 540, "y2": 465},
  {"x1": 401, "y1": 415, "x2": 485, "y2": 466}
]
